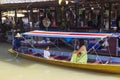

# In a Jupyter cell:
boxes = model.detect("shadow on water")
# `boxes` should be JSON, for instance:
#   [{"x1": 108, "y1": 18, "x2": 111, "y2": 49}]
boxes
[{"x1": 0, "y1": 42, "x2": 120, "y2": 78}]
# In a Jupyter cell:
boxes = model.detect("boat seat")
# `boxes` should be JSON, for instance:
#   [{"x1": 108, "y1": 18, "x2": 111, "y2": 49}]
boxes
[
  {"x1": 34, "y1": 53, "x2": 43, "y2": 57},
  {"x1": 54, "y1": 56, "x2": 70, "y2": 61},
  {"x1": 93, "y1": 60, "x2": 102, "y2": 64},
  {"x1": 93, "y1": 57, "x2": 112, "y2": 64},
  {"x1": 26, "y1": 48, "x2": 72, "y2": 61},
  {"x1": 51, "y1": 52, "x2": 71, "y2": 61}
]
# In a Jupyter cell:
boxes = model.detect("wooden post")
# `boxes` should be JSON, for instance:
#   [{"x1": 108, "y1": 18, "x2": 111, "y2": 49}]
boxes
[
  {"x1": 108, "y1": 2, "x2": 112, "y2": 31},
  {"x1": 38, "y1": 9, "x2": 40, "y2": 30},
  {"x1": 14, "y1": 10, "x2": 17, "y2": 25},
  {"x1": 29, "y1": 9, "x2": 33, "y2": 31},
  {"x1": 0, "y1": 10, "x2": 2, "y2": 24},
  {"x1": 100, "y1": 3, "x2": 104, "y2": 32}
]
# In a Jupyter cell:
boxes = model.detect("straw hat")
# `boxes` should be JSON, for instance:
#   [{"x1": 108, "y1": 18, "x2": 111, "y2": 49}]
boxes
[{"x1": 15, "y1": 33, "x2": 22, "y2": 37}]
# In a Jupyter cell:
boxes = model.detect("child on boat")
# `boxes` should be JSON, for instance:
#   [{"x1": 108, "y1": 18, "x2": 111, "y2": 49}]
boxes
[
  {"x1": 43, "y1": 46, "x2": 59, "y2": 59},
  {"x1": 43, "y1": 46, "x2": 51, "y2": 59},
  {"x1": 70, "y1": 39, "x2": 88, "y2": 64}
]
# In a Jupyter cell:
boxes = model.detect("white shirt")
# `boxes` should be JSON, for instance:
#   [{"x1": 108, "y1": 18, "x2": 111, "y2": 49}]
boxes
[{"x1": 43, "y1": 50, "x2": 50, "y2": 59}]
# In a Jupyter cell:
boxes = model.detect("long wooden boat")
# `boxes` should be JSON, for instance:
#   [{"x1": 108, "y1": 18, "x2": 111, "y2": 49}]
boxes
[
  {"x1": 8, "y1": 30, "x2": 120, "y2": 74},
  {"x1": 8, "y1": 48, "x2": 120, "y2": 74}
]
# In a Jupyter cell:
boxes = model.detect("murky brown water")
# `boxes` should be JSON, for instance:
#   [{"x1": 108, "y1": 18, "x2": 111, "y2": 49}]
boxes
[{"x1": 0, "y1": 43, "x2": 120, "y2": 80}]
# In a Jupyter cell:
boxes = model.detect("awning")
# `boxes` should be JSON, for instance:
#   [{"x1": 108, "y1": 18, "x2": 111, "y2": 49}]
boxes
[{"x1": 22, "y1": 30, "x2": 112, "y2": 39}]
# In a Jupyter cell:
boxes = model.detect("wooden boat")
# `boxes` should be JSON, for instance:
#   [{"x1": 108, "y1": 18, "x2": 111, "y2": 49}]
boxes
[{"x1": 8, "y1": 30, "x2": 120, "y2": 74}]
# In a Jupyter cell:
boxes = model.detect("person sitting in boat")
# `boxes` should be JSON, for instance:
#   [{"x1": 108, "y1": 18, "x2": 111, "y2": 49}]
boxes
[
  {"x1": 46, "y1": 38, "x2": 51, "y2": 43},
  {"x1": 70, "y1": 39, "x2": 87, "y2": 64},
  {"x1": 43, "y1": 46, "x2": 51, "y2": 59},
  {"x1": 43, "y1": 46, "x2": 59, "y2": 59}
]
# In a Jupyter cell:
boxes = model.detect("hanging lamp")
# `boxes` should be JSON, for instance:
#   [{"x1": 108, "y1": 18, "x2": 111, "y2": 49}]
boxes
[{"x1": 58, "y1": 0, "x2": 62, "y2": 5}]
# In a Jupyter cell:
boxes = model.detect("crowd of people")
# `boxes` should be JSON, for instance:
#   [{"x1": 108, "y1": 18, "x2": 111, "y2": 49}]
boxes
[{"x1": 0, "y1": 16, "x2": 24, "y2": 42}]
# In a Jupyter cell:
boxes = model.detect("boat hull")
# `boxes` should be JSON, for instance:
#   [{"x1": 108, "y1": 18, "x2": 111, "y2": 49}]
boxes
[{"x1": 8, "y1": 48, "x2": 120, "y2": 74}]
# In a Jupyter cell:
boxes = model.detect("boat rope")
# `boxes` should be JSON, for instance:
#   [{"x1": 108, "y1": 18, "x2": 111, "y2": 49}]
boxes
[
  {"x1": 102, "y1": 37, "x2": 113, "y2": 64},
  {"x1": 91, "y1": 45, "x2": 103, "y2": 64},
  {"x1": 7, "y1": 49, "x2": 20, "y2": 62},
  {"x1": 51, "y1": 39, "x2": 62, "y2": 51},
  {"x1": 87, "y1": 37, "x2": 112, "y2": 64},
  {"x1": 105, "y1": 44, "x2": 113, "y2": 64},
  {"x1": 14, "y1": 50, "x2": 19, "y2": 59}
]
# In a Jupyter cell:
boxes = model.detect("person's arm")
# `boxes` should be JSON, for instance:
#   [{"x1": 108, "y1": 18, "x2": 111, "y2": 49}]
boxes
[{"x1": 76, "y1": 45, "x2": 86, "y2": 54}]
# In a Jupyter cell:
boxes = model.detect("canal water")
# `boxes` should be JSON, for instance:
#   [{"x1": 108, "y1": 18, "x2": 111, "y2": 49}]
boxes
[{"x1": 0, "y1": 43, "x2": 120, "y2": 80}]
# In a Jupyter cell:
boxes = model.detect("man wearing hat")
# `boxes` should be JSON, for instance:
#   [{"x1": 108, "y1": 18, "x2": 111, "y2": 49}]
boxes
[{"x1": 13, "y1": 33, "x2": 23, "y2": 51}]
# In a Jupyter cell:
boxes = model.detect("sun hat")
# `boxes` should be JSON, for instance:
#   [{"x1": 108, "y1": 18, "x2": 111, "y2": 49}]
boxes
[{"x1": 15, "y1": 33, "x2": 22, "y2": 37}]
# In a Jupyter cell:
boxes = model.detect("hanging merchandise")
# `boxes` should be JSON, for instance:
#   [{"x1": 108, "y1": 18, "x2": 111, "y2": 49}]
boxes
[{"x1": 51, "y1": 19, "x2": 56, "y2": 27}]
